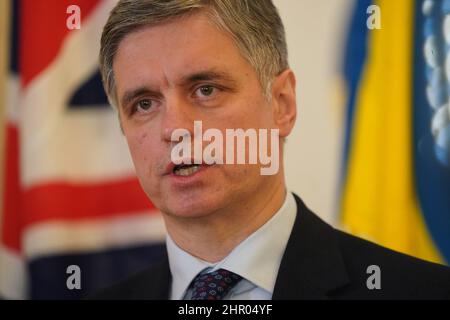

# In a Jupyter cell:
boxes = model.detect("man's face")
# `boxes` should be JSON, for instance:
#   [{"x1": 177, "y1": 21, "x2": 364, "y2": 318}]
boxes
[{"x1": 113, "y1": 12, "x2": 286, "y2": 219}]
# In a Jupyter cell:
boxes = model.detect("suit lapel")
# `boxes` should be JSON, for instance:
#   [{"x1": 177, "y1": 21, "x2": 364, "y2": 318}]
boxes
[
  {"x1": 272, "y1": 194, "x2": 350, "y2": 299},
  {"x1": 132, "y1": 253, "x2": 171, "y2": 299},
  {"x1": 147, "y1": 257, "x2": 171, "y2": 299}
]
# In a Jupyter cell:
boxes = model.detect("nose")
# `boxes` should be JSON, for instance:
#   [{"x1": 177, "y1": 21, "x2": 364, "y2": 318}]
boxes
[{"x1": 161, "y1": 95, "x2": 195, "y2": 143}]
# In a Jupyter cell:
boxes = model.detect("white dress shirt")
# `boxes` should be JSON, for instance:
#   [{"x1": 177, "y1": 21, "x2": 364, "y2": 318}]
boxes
[{"x1": 167, "y1": 191, "x2": 297, "y2": 300}]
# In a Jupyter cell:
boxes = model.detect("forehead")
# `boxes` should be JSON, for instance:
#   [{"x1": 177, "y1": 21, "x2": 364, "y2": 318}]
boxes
[{"x1": 112, "y1": 11, "x2": 256, "y2": 94}]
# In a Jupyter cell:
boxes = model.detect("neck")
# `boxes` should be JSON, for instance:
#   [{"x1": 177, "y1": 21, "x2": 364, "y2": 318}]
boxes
[{"x1": 164, "y1": 179, "x2": 287, "y2": 263}]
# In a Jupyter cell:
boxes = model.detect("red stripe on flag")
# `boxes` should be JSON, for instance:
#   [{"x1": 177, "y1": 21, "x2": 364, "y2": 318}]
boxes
[
  {"x1": 20, "y1": 0, "x2": 101, "y2": 87},
  {"x1": 21, "y1": 179, "x2": 157, "y2": 229},
  {"x1": 2, "y1": 123, "x2": 156, "y2": 251},
  {"x1": 1, "y1": 125, "x2": 22, "y2": 253}
]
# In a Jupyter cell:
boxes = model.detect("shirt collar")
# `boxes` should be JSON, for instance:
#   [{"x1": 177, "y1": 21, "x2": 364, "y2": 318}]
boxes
[
  {"x1": 167, "y1": 191, "x2": 297, "y2": 299},
  {"x1": 166, "y1": 235, "x2": 212, "y2": 300}
]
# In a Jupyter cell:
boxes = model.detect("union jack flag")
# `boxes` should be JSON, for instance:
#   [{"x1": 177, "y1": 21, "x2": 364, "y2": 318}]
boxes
[{"x1": 0, "y1": 0, "x2": 166, "y2": 299}]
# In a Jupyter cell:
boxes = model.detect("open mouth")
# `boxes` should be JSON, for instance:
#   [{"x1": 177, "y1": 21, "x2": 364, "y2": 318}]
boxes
[{"x1": 172, "y1": 164, "x2": 201, "y2": 176}]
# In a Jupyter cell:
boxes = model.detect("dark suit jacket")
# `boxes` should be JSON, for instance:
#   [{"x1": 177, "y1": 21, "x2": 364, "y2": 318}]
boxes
[{"x1": 91, "y1": 194, "x2": 450, "y2": 299}]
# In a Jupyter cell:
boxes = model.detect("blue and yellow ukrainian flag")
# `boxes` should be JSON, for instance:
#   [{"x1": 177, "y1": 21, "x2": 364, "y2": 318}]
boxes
[{"x1": 341, "y1": 0, "x2": 450, "y2": 264}]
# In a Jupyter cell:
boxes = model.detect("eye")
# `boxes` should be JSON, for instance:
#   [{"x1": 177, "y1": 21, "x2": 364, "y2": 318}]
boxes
[
  {"x1": 196, "y1": 85, "x2": 215, "y2": 97},
  {"x1": 136, "y1": 99, "x2": 153, "y2": 112}
]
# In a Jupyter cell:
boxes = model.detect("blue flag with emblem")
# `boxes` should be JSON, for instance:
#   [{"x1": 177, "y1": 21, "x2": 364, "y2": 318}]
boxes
[{"x1": 341, "y1": 0, "x2": 450, "y2": 265}]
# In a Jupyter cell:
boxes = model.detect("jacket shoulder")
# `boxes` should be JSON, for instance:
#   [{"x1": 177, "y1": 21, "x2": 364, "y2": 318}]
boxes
[
  {"x1": 88, "y1": 259, "x2": 170, "y2": 300},
  {"x1": 333, "y1": 229, "x2": 450, "y2": 299}
]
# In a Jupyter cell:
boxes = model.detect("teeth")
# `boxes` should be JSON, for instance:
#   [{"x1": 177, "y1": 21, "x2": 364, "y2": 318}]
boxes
[{"x1": 174, "y1": 165, "x2": 200, "y2": 176}]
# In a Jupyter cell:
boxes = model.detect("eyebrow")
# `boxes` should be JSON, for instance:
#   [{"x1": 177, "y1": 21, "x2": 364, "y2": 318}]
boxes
[
  {"x1": 180, "y1": 70, "x2": 237, "y2": 86},
  {"x1": 119, "y1": 70, "x2": 237, "y2": 109},
  {"x1": 120, "y1": 87, "x2": 158, "y2": 110}
]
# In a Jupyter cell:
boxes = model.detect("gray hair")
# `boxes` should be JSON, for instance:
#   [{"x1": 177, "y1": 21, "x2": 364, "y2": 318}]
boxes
[{"x1": 99, "y1": 0, "x2": 289, "y2": 108}]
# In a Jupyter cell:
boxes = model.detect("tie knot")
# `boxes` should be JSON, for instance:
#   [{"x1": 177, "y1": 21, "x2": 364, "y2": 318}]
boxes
[{"x1": 189, "y1": 269, "x2": 243, "y2": 300}]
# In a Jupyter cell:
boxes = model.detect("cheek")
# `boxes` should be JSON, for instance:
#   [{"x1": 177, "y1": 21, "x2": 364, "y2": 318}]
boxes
[
  {"x1": 125, "y1": 131, "x2": 152, "y2": 173},
  {"x1": 220, "y1": 102, "x2": 262, "y2": 129},
  {"x1": 239, "y1": 96, "x2": 272, "y2": 127}
]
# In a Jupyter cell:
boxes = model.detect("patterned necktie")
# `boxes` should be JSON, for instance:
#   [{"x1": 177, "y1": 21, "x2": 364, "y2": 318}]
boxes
[{"x1": 188, "y1": 269, "x2": 243, "y2": 300}]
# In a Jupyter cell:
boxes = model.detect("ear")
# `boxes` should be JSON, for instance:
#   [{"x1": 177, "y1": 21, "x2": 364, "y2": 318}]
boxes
[{"x1": 271, "y1": 69, "x2": 297, "y2": 138}]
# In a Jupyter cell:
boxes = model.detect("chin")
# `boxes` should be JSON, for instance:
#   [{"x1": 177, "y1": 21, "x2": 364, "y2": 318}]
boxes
[{"x1": 162, "y1": 193, "x2": 226, "y2": 219}]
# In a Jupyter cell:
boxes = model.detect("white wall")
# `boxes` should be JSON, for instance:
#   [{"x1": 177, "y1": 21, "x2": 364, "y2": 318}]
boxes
[{"x1": 275, "y1": 0, "x2": 355, "y2": 224}]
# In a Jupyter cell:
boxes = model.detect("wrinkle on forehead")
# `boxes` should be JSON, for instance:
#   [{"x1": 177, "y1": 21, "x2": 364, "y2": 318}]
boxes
[{"x1": 113, "y1": 11, "x2": 258, "y2": 109}]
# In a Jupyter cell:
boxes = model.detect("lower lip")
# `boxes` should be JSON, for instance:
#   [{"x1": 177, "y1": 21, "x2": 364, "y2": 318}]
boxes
[{"x1": 167, "y1": 164, "x2": 214, "y2": 184}]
